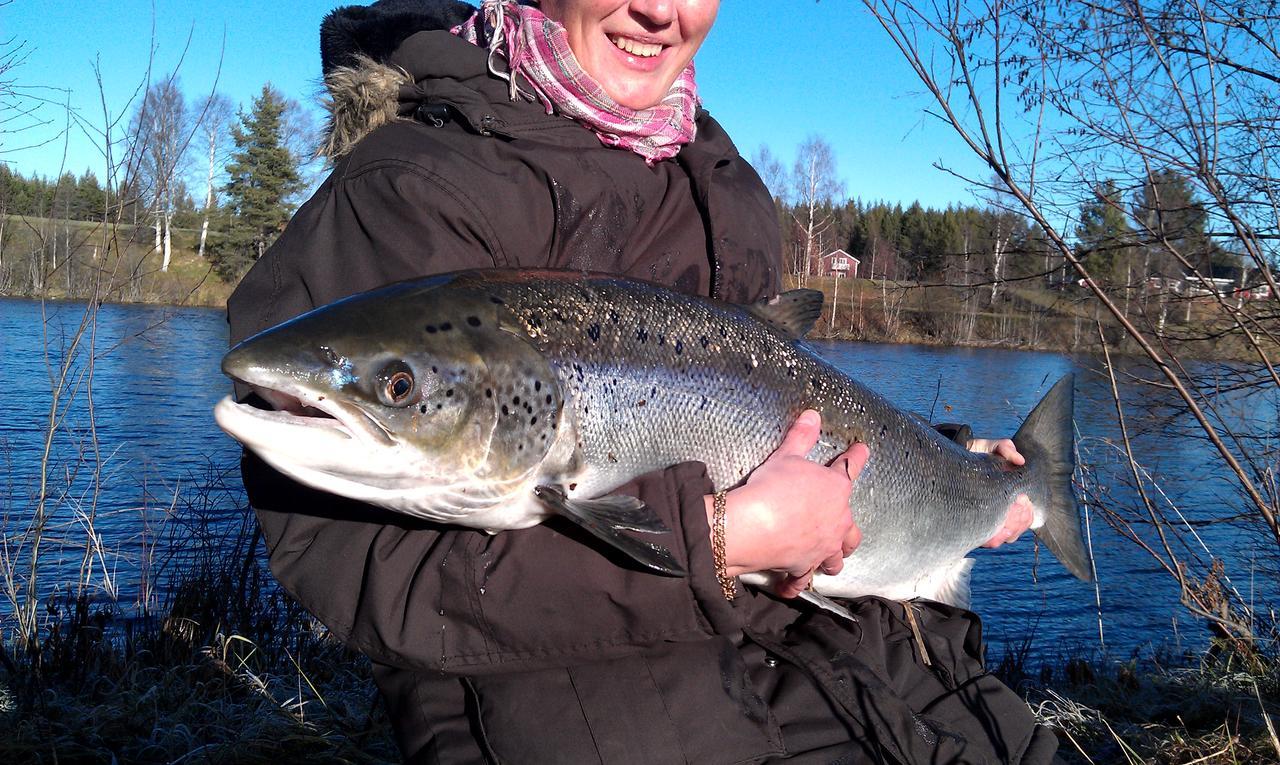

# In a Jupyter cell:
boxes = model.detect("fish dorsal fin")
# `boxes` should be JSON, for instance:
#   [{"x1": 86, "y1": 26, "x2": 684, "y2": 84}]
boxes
[{"x1": 747, "y1": 289, "x2": 824, "y2": 338}]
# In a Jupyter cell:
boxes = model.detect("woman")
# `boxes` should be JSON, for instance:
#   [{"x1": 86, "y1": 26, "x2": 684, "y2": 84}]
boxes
[{"x1": 227, "y1": 0, "x2": 1055, "y2": 761}]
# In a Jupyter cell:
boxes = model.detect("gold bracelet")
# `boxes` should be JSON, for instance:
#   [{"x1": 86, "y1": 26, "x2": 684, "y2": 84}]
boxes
[{"x1": 712, "y1": 490, "x2": 736, "y2": 601}]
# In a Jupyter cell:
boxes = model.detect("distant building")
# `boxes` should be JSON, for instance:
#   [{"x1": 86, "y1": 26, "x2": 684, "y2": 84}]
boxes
[{"x1": 816, "y1": 248, "x2": 860, "y2": 278}]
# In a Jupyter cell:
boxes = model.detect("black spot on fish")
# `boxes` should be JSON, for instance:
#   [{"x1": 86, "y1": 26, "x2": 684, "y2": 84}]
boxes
[
  {"x1": 436, "y1": 403, "x2": 443, "y2": 410},
  {"x1": 656, "y1": 334, "x2": 665, "y2": 346},
  {"x1": 534, "y1": 380, "x2": 542, "y2": 392},
  {"x1": 637, "y1": 327, "x2": 648, "y2": 343},
  {"x1": 719, "y1": 327, "x2": 727, "y2": 337},
  {"x1": 637, "y1": 400, "x2": 647, "y2": 407},
  {"x1": 569, "y1": 483, "x2": 578, "y2": 491},
  {"x1": 545, "y1": 394, "x2": 553, "y2": 404},
  {"x1": 514, "y1": 396, "x2": 521, "y2": 405},
  {"x1": 425, "y1": 325, "x2": 437, "y2": 334},
  {"x1": 440, "y1": 322, "x2": 453, "y2": 331},
  {"x1": 675, "y1": 340, "x2": 683, "y2": 354},
  {"x1": 587, "y1": 323, "x2": 601, "y2": 341},
  {"x1": 530, "y1": 416, "x2": 537, "y2": 425},
  {"x1": 431, "y1": 366, "x2": 438, "y2": 374},
  {"x1": 467, "y1": 316, "x2": 481, "y2": 327},
  {"x1": 419, "y1": 405, "x2": 428, "y2": 414},
  {"x1": 489, "y1": 295, "x2": 505, "y2": 305},
  {"x1": 700, "y1": 336, "x2": 709, "y2": 348},
  {"x1": 486, "y1": 388, "x2": 493, "y2": 398},
  {"x1": 607, "y1": 452, "x2": 617, "y2": 463},
  {"x1": 609, "y1": 310, "x2": 619, "y2": 324},
  {"x1": 502, "y1": 405, "x2": 509, "y2": 416},
  {"x1": 518, "y1": 444, "x2": 523, "y2": 451}
]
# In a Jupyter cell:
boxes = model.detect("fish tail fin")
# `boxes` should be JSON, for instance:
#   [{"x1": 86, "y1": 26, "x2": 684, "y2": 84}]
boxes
[{"x1": 1013, "y1": 374, "x2": 1093, "y2": 582}]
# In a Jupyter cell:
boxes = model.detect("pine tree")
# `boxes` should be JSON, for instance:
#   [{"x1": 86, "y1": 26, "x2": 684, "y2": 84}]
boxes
[
  {"x1": 212, "y1": 85, "x2": 302, "y2": 281},
  {"x1": 1074, "y1": 179, "x2": 1133, "y2": 284}
]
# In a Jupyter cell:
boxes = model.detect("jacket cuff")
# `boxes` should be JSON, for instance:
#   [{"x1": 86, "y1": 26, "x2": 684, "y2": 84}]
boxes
[{"x1": 661, "y1": 462, "x2": 745, "y2": 635}]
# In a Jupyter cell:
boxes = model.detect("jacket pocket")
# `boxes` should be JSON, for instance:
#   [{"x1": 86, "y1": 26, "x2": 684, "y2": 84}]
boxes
[{"x1": 466, "y1": 642, "x2": 783, "y2": 764}]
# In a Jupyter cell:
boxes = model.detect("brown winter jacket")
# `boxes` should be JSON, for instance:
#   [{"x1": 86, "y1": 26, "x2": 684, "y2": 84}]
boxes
[{"x1": 227, "y1": 2, "x2": 1061, "y2": 762}]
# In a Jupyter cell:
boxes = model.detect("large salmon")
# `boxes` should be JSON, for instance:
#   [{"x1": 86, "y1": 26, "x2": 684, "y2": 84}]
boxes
[{"x1": 214, "y1": 270, "x2": 1091, "y2": 607}]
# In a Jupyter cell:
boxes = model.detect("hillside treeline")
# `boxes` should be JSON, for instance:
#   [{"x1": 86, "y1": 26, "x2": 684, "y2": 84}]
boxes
[{"x1": 0, "y1": 78, "x2": 310, "y2": 301}]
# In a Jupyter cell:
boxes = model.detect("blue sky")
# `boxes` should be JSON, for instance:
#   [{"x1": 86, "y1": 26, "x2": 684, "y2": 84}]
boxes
[{"x1": 4, "y1": 0, "x2": 989, "y2": 210}]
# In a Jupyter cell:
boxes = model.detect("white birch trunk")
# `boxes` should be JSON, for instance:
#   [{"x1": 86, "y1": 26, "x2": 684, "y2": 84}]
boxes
[
  {"x1": 161, "y1": 213, "x2": 172, "y2": 272},
  {"x1": 199, "y1": 125, "x2": 216, "y2": 261}
]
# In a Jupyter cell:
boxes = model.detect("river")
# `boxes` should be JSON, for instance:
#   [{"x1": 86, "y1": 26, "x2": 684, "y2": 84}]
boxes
[{"x1": 1, "y1": 296, "x2": 1274, "y2": 660}]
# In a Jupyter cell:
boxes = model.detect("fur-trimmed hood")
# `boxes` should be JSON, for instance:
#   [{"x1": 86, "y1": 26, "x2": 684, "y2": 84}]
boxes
[{"x1": 319, "y1": 0, "x2": 530, "y2": 158}]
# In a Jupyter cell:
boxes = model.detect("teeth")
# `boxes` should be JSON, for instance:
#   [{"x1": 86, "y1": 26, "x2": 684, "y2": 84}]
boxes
[{"x1": 610, "y1": 36, "x2": 662, "y2": 58}]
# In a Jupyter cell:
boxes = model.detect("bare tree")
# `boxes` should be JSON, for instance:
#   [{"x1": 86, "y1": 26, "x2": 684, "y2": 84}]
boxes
[
  {"x1": 279, "y1": 95, "x2": 323, "y2": 202},
  {"x1": 790, "y1": 135, "x2": 844, "y2": 286},
  {"x1": 750, "y1": 144, "x2": 787, "y2": 202},
  {"x1": 863, "y1": 0, "x2": 1280, "y2": 648},
  {"x1": 129, "y1": 75, "x2": 193, "y2": 272}
]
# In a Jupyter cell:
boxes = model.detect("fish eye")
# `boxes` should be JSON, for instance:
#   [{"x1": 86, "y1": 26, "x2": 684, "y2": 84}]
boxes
[{"x1": 377, "y1": 361, "x2": 417, "y2": 407}]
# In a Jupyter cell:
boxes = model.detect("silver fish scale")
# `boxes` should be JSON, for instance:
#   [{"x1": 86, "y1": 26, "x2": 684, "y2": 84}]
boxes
[{"x1": 487, "y1": 276, "x2": 1038, "y2": 597}]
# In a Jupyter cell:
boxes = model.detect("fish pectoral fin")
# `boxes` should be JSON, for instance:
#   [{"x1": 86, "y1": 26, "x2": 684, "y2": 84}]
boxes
[
  {"x1": 912, "y1": 558, "x2": 975, "y2": 610},
  {"x1": 799, "y1": 590, "x2": 859, "y2": 624},
  {"x1": 533, "y1": 486, "x2": 687, "y2": 577},
  {"x1": 747, "y1": 289, "x2": 824, "y2": 338}
]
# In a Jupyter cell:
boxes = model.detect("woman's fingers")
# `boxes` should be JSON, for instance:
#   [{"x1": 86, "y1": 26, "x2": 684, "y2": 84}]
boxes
[
  {"x1": 774, "y1": 409, "x2": 821, "y2": 458},
  {"x1": 838, "y1": 442, "x2": 871, "y2": 479},
  {"x1": 969, "y1": 437, "x2": 1026, "y2": 466},
  {"x1": 982, "y1": 494, "x2": 1035, "y2": 548}
]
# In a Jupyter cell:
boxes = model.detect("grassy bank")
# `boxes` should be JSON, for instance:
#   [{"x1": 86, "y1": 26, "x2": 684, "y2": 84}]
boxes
[
  {"x1": 1002, "y1": 648, "x2": 1280, "y2": 763},
  {"x1": 0, "y1": 215, "x2": 235, "y2": 308},
  {"x1": 797, "y1": 275, "x2": 1278, "y2": 362},
  {"x1": 0, "y1": 514, "x2": 400, "y2": 764}
]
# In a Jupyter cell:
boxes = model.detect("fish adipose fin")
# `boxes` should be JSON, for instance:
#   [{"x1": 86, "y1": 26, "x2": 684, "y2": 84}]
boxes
[
  {"x1": 915, "y1": 557, "x2": 975, "y2": 609},
  {"x1": 747, "y1": 289, "x2": 824, "y2": 339},
  {"x1": 534, "y1": 486, "x2": 687, "y2": 577},
  {"x1": 1014, "y1": 374, "x2": 1094, "y2": 582}
]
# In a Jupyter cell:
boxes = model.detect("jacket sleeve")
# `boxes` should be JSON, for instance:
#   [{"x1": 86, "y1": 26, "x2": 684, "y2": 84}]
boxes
[{"x1": 228, "y1": 151, "x2": 741, "y2": 676}]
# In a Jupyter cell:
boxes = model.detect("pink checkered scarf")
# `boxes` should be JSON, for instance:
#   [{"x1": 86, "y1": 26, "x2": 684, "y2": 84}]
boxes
[{"x1": 453, "y1": 0, "x2": 699, "y2": 164}]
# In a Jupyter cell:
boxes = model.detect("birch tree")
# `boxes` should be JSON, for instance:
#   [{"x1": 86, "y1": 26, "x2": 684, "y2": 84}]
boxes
[
  {"x1": 130, "y1": 76, "x2": 192, "y2": 272},
  {"x1": 194, "y1": 93, "x2": 233, "y2": 262},
  {"x1": 789, "y1": 135, "x2": 844, "y2": 286}
]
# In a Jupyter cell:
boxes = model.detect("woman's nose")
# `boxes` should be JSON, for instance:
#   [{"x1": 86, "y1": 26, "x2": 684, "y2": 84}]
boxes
[{"x1": 629, "y1": 0, "x2": 676, "y2": 27}]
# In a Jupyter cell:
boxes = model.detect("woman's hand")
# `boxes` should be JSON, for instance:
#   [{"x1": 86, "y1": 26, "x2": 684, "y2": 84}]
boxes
[
  {"x1": 967, "y1": 437, "x2": 1035, "y2": 548},
  {"x1": 706, "y1": 410, "x2": 868, "y2": 599}
]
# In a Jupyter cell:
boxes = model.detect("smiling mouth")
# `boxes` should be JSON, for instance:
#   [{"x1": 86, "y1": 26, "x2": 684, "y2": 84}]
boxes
[{"x1": 610, "y1": 35, "x2": 664, "y2": 58}]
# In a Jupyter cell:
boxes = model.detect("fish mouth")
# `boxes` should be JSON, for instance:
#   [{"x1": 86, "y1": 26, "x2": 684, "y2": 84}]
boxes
[{"x1": 220, "y1": 376, "x2": 395, "y2": 448}]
